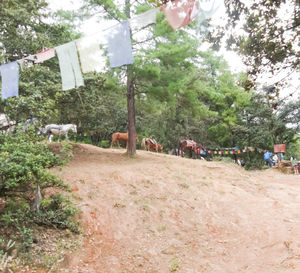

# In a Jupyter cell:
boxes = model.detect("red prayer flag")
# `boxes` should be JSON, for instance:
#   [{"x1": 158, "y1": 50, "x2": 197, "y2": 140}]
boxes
[
  {"x1": 161, "y1": 0, "x2": 198, "y2": 30},
  {"x1": 34, "y1": 48, "x2": 55, "y2": 63}
]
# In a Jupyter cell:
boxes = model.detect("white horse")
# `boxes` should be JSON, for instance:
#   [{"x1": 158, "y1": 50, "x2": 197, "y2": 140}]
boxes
[{"x1": 43, "y1": 124, "x2": 77, "y2": 142}]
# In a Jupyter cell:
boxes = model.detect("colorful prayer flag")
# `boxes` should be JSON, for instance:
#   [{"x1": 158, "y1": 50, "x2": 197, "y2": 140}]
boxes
[{"x1": 0, "y1": 62, "x2": 19, "y2": 100}]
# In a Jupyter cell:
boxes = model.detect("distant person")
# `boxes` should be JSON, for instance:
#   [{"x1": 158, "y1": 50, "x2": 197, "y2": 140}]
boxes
[
  {"x1": 237, "y1": 157, "x2": 245, "y2": 167},
  {"x1": 279, "y1": 152, "x2": 284, "y2": 161},
  {"x1": 272, "y1": 154, "x2": 278, "y2": 165},
  {"x1": 291, "y1": 156, "x2": 299, "y2": 175},
  {"x1": 264, "y1": 150, "x2": 273, "y2": 167}
]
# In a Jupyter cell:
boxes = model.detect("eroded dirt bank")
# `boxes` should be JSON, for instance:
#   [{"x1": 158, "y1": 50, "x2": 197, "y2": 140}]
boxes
[{"x1": 48, "y1": 144, "x2": 300, "y2": 273}]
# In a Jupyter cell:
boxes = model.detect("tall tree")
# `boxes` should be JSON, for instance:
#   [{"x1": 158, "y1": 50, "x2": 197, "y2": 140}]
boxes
[{"x1": 83, "y1": 0, "x2": 142, "y2": 156}]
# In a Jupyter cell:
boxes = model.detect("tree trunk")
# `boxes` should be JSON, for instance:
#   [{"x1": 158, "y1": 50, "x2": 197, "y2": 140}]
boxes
[
  {"x1": 32, "y1": 184, "x2": 42, "y2": 213},
  {"x1": 125, "y1": 0, "x2": 136, "y2": 157},
  {"x1": 127, "y1": 65, "x2": 136, "y2": 157}
]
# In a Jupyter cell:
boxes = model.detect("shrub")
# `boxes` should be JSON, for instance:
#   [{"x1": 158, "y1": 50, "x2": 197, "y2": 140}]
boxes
[
  {"x1": 0, "y1": 130, "x2": 79, "y2": 252},
  {"x1": 99, "y1": 140, "x2": 110, "y2": 148}
]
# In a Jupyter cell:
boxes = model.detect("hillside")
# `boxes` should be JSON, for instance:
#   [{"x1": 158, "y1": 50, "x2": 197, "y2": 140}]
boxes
[{"x1": 46, "y1": 143, "x2": 300, "y2": 273}]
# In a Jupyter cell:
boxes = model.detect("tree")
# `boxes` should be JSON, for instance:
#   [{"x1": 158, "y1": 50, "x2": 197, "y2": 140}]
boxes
[
  {"x1": 0, "y1": 0, "x2": 81, "y2": 124},
  {"x1": 221, "y1": 0, "x2": 299, "y2": 90},
  {"x1": 233, "y1": 91, "x2": 300, "y2": 149}
]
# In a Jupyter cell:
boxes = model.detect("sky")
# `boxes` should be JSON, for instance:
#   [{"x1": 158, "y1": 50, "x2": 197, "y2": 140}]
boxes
[{"x1": 47, "y1": 0, "x2": 299, "y2": 100}]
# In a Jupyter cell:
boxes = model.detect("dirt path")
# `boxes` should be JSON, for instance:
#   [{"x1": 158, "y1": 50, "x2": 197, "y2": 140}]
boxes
[{"x1": 50, "y1": 144, "x2": 300, "y2": 273}]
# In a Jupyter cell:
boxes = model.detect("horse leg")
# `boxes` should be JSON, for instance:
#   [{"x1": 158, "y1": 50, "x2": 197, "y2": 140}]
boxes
[{"x1": 48, "y1": 134, "x2": 53, "y2": 143}]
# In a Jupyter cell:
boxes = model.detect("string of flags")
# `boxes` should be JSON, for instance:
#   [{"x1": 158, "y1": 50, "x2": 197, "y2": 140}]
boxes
[
  {"x1": 205, "y1": 147, "x2": 268, "y2": 155},
  {"x1": 0, "y1": 0, "x2": 220, "y2": 100}
]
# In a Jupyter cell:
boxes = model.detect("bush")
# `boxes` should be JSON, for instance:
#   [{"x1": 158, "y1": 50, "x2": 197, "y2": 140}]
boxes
[
  {"x1": 243, "y1": 151, "x2": 266, "y2": 170},
  {"x1": 99, "y1": 140, "x2": 110, "y2": 148},
  {"x1": 0, "y1": 131, "x2": 65, "y2": 198},
  {"x1": 0, "y1": 130, "x2": 79, "y2": 252}
]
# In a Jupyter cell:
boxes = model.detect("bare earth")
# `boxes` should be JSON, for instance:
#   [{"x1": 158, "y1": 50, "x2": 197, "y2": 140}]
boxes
[{"x1": 49, "y1": 143, "x2": 300, "y2": 273}]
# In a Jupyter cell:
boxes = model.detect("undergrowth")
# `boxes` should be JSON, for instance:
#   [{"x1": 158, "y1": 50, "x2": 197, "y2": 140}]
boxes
[{"x1": 0, "y1": 128, "x2": 80, "y2": 271}]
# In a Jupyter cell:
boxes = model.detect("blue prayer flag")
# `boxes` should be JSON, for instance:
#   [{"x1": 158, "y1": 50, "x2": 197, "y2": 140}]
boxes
[
  {"x1": 0, "y1": 62, "x2": 19, "y2": 100},
  {"x1": 107, "y1": 21, "x2": 134, "y2": 68}
]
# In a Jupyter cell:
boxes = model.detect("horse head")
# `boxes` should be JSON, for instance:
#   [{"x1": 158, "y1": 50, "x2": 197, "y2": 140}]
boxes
[
  {"x1": 71, "y1": 124, "x2": 77, "y2": 133},
  {"x1": 158, "y1": 144, "x2": 163, "y2": 152}
]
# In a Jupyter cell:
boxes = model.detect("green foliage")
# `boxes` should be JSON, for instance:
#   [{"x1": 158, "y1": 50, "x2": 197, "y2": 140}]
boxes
[
  {"x1": 285, "y1": 136, "x2": 300, "y2": 160},
  {"x1": 100, "y1": 140, "x2": 110, "y2": 148},
  {"x1": 34, "y1": 194, "x2": 80, "y2": 232},
  {"x1": 0, "y1": 130, "x2": 78, "y2": 253},
  {"x1": 0, "y1": 131, "x2": 64, "y2": 197},
  {"x1": 221, "y1": 0, "x2": 299, "y2": 88}
]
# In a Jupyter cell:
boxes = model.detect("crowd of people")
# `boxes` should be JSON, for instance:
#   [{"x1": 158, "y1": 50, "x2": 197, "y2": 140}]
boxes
[{"x1": 263, "y1": 150, "x2": 299, "y2": 174}]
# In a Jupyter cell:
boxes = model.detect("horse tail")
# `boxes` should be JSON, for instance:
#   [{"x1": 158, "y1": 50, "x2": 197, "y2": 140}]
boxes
[
  {"x1": 110, "y1": 132, "x2": 118, "y2": 148},
  {"x1": 141, "y1": 138, "x2": 146, "y2": 150},
  {"x1": 178, "y1": 140, "x2": 182, "y2": 151}
]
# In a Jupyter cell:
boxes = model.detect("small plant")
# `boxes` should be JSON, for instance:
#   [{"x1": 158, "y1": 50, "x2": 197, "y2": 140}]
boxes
[
  {"x1": 20, "y1": 227, "x2": 33, "y2": 250},
  {"x1": 0, "y1": 239, "x2": 16, "y2": 272},
  {"x1": 100, "y1": 140, "x2": 110, "y2": 148},
  {"x1": 170, "y1": 259, "x2": 180, "y2": 272},
  {"x1": 178, "y1": 183, "x2": 189, "y2": 189}
]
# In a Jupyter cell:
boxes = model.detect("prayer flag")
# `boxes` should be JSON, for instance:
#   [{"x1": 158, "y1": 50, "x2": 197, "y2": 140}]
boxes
[
  {"x1": 129, "y1": 8, "x2": 159, "y2": 30},
  {"x1": 107, "y1": 21, "x2": 134, "y2": 68},
  {"x1": 35, "y1": 48, "x2": 55, "y2": 63},
  {"x1": 195, "y1": 0, "x2": 220, "y2": 25},
  {"x1": 162, "y1": 0, "x2": 198, "y2": 30},
  {"x1": 55, "y1": 42, "x2": 84, "y2": 90},
  {"x1": 0, "y1": 62, "x2": 19, "y2": 100},
  {"x1": 76, "y1": 34, "x2": 107, "y2": 73}
]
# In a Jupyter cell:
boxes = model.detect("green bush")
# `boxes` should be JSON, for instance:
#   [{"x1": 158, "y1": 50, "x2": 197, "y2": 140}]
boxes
[
  {"x1": 99, "y1": 140, "x2": 110, "y2": 148},
  {"x1": 0, "y1": 131, "x2": 64, "y2": 197},
  {"x1": 0, "y1": 130, "x2": 79, "y2": 251},
  {"x1": 243, "y1": 151, "x2": 266, "y2": 170}
]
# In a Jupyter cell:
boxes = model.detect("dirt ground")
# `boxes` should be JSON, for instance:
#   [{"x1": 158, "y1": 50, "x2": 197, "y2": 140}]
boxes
[{"x1": 45, "y1": 143, "x2": 300, "y2": 272}]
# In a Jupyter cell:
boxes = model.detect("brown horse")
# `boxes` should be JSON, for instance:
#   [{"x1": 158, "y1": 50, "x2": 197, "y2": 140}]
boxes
[
  {"x1": 110, "y1": 132, "x2": 138, "y2": 148},
  {"x1": 141, "y1": 138, "x2": 163, "y2": 152},
  {"x1": 178, "y1": 139, "x2": 197, "y2": 157}
]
